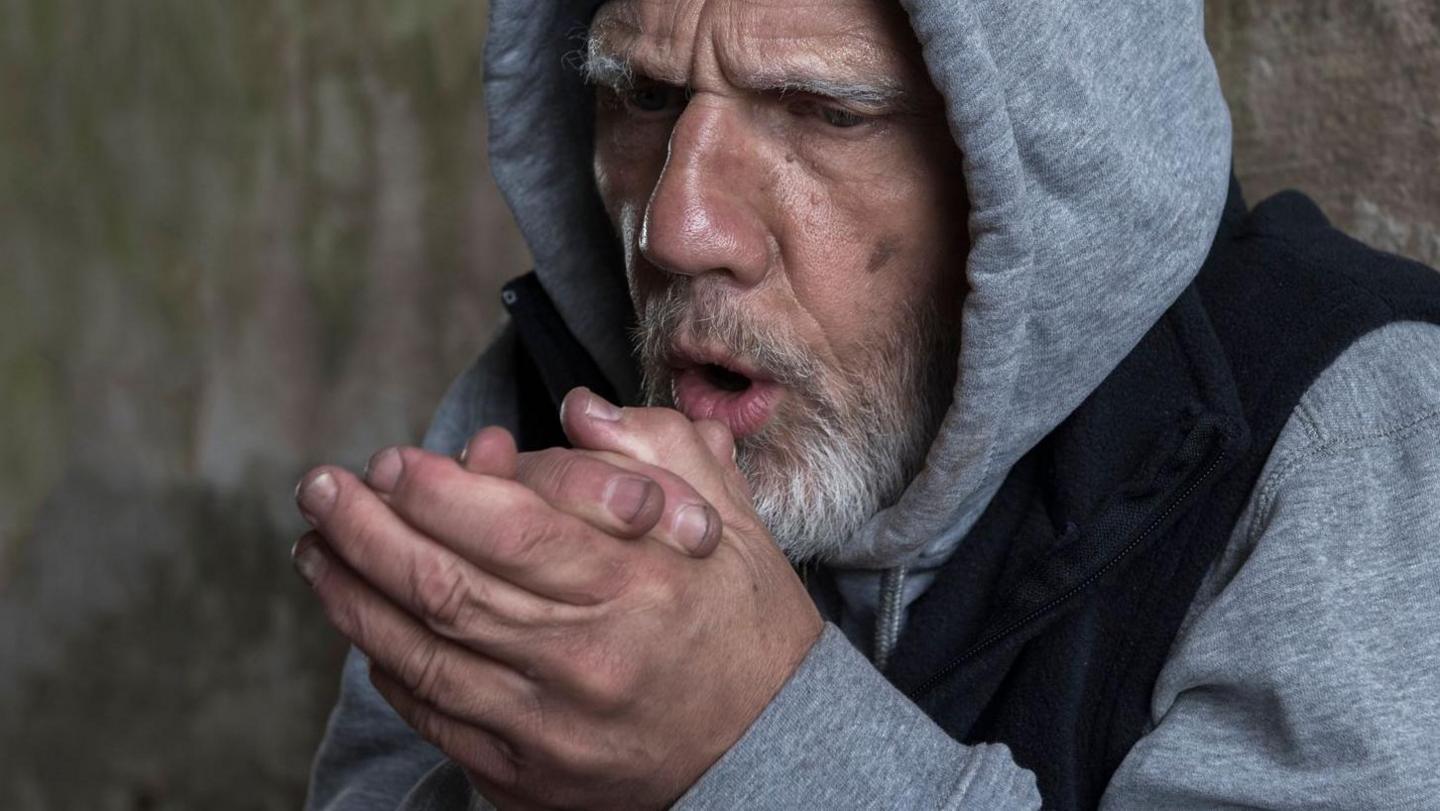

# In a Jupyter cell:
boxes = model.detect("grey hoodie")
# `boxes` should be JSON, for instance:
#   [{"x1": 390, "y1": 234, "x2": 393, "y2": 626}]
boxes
[{"x1": 306, "y1": 0, "x2": 1440, "y2": 808}]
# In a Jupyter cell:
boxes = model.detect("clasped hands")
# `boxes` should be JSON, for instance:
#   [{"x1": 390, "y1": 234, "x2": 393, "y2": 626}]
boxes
[{"x1": 292, "y1": 387, "x2": 823, "y2": 810}]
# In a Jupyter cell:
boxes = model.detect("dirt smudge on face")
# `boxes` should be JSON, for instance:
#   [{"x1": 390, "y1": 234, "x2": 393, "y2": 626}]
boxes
[{"x1": 867, "y1": 236, "x2": 901, "y2": 274}]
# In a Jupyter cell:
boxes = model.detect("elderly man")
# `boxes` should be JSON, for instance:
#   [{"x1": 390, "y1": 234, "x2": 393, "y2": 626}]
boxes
[{"x1": 296, "y1": 0, "x2": 1440, "y2": 808}]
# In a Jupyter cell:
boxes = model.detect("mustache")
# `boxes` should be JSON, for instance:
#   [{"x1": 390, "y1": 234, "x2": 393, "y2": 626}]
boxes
[{"x1": 632, "y1": 280, "x2": 818, "y2": 387}]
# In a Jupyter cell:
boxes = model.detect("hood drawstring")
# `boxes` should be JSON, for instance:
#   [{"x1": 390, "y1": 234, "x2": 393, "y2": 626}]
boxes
[{"x1": 873, "y1": 566, "x2": 908, "y2": 671}]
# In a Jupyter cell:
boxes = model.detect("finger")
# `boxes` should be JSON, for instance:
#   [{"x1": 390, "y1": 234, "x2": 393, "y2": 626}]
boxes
[
  {"x1": 559, "y1": 388, "x2": 754, "y2": 525},
  {"x1": 690, "y1": 419, "x2": 753, "y2": 501},
  {"x1": 515, "y1": 448, "x2": 721, "y2": 556},
  {"x1": 459, "y1": 426, "x2": 519, "y2": 478},
  {"x1": 513, "y1": 448, "x2": 664, "y2": 540},
  {"x1": 292, "y1": 533, "x2": 535, "y2": 729},
  {"x1": 293, "y1": 464, "x2": 593, "y2": 648},
  {"x1": 692, "y1": 419, "x2": 738, "y2": 469},
  {"x1": 351, "y1": 449, "x2": 650, "y2": 604},
  {"x1": 368, "y1": 668, "x2": 524, "y2": 795}
]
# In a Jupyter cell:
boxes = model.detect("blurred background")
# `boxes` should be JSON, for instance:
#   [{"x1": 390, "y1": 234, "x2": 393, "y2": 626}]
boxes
[{"x1": 0, "y1": 1, "x2": 1436, "y2": 808}]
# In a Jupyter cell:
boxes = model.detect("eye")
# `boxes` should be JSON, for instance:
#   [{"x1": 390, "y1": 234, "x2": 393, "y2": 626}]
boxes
[
  {"x1": 621, "y1": 82, "x2": 687, "y2": 115},
  {"x1": 819, "y1": 106, "x2": 868, "y2": 129},
  {"x1": 786, "y1": 97, "x2": 873, "y2": 130}
]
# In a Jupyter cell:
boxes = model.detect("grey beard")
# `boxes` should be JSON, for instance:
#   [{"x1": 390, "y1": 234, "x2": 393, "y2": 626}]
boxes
[{"x1": 634, "y1": 281, "x2": 956, "y2": 564}]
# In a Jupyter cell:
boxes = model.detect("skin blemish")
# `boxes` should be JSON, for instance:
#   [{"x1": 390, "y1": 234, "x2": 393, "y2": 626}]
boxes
[
  {"x1": 867, "y1": 235, "x2": 901, "y2": 274},
  {"x1": 785, "y1": 153, "x2": 796, "y2": 164}
]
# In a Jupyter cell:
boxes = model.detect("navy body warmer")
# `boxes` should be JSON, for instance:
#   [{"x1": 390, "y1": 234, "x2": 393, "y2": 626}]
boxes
[{"x1": 496, "y1": 181, "x2": 1440, "y2": 809}]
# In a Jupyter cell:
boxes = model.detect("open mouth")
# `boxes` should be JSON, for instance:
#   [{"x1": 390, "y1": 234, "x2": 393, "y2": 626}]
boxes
[
  {"x1": 699, "y1": 362, "x2": 753, "y2": 393},
  {"x1": 669, "y1": 352, "x2": 784, "y2": 439}
]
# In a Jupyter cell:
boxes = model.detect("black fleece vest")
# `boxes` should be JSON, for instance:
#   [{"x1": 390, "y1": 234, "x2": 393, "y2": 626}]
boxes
[{"x1": 498, "y1": 183, "x2": 1440, "y2": 810}]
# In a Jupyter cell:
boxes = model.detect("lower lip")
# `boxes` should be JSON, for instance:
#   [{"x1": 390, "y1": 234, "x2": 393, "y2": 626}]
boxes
[{"x1": 672, "y1": 367, "x2": 784, "y2": 439}]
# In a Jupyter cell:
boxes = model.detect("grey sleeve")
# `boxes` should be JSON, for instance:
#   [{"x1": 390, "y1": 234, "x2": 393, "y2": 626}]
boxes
[
  {"x1": 305, "y1": 648, "x2": 445, "y2": 811},
  {"x1": 675, "y1": 624, "x2": 1040, "y2": 810},
  {"x1": 1101, "y1": 321, "x2": 1440, "y2": 810}
]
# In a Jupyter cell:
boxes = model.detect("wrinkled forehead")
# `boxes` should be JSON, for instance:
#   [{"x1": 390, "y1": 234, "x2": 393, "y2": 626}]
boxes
[{"x1": 589, "y1": 0, "x2": 931, "y2": 94}]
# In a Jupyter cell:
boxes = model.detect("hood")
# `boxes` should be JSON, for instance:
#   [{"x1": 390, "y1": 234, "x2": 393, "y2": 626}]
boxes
[{"x1": 480, "y1": 0, "x2": 1232, "y2": 570}]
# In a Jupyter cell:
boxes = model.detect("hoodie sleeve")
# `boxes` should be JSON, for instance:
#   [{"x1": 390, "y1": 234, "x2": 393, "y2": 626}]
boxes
[
  {"x1": 305, "y1": 648, "x2": 445, "y2": 811},
  {"x1": 1101, "y1": 321, "x2": 1440, "y2": 809},
  {"x1": 674, "y1": 624, "x2": 1041, "y2": 810}
]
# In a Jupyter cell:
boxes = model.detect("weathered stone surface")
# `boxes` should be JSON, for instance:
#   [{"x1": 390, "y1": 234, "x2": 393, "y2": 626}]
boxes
[
  {"x1": 1, "y1": 2, "x2": 1436, "y2": 808},
  {"x1": 1209, "y1": 0, "x2": 1440, "y2": 267}
]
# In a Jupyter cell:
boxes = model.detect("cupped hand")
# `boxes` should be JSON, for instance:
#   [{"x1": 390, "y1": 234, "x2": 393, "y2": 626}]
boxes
[{"x1": 292, "y1": 388, "x2": 821, "y2": 810}]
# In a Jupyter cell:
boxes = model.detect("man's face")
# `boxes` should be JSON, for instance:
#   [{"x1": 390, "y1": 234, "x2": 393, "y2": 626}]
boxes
[{"x1": 590, "y1": 0, "x2": 969, "y2": 561}]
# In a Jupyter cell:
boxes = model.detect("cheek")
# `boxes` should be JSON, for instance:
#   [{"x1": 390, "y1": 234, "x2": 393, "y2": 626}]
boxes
[
  {"x1": 776, "y1": 157, "x2": 952, "y2": 326},
  {"x1": 772, "y1": 133, "x2": 968, "y2": 352}
]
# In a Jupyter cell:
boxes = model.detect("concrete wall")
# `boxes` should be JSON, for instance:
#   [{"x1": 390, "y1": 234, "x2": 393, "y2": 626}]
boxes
[
  {"x1": 1, "y1": 2, "x2": 1435, "y2": 808},
  {"x1": 1208, "y1": 1, "x2": 1440, "y2": 268}
]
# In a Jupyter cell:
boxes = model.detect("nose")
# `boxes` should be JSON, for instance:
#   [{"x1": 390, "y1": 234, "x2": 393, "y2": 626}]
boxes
[{"x1": 639, "y1": 101, "x2": 772, "y2": 287}]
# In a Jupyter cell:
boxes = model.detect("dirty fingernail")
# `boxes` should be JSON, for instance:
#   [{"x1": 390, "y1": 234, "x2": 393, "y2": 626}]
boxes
[
  {"x1": 585, "y1": 391, "x2": 622, "y2": 422},
  {"x1": 291, "y1": 537, "x2": 326, "y2": 585},
  {"x1": 673, "y1": 504, "x2": 715, "y2": 553},
  {"x1": 606, "y1": 476, "x2": 658, "y2": 524},
  {"x1": 297, "y1": 471, "x2": 338, "y2": 522},
  {"x1": 365, "y1": 447, "x2": 403, "y2": 493}
]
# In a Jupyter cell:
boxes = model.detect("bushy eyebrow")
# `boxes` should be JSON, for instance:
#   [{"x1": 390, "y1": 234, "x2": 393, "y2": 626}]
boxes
[
  {"x1": 577, "y1": 31, "x2": 639, "y2": 90},
  {"x1": 578, "y1": 30, "x2": 922, "y2": 113},
  {"x1": 769, "y1": 76, "x2": 913, "y2": 111}
]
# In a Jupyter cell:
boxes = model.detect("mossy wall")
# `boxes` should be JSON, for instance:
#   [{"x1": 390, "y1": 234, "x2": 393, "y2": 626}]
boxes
[{"x1": 1, "y1": 2, "x2": 1435, "y2": 808}]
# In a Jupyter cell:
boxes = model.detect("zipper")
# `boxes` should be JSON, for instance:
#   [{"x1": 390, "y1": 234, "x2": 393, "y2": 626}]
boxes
[{"x1": 911, "y1": 445, "x2": 1229, "y2": 699}]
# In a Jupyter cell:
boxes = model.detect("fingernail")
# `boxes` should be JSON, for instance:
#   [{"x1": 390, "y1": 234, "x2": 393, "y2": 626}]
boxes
[
  {"x1": 297, "y1": 471, "x2": 338, "y2": 523},
  {"x1": 585, "y1": 391, "x2": 622, "y2": 422},
  {"x1": 673, "y1": 504, "x2": 714, "y2": 553},
  {"x1": 365, "y1": 447, "x2": 403, "y2": 493},
  {"x1": 605, "y1": 476, "x2": 657, "y2": 524},
  {"x1": 291, "y1": 538, "x2": 326, "y2": 585},
  {"x1": 457, "y1": 444, "x2": 470, "y2": 465}
]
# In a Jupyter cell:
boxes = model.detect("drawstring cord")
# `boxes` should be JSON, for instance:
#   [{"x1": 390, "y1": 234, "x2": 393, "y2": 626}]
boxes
[{"x1": 873, "y1": 566, "x2": 908, "y2": 671}]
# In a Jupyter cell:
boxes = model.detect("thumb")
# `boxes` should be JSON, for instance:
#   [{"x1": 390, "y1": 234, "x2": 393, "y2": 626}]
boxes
[{"x1": 559, "y1": 388, "x2": 755, "y2": 522}]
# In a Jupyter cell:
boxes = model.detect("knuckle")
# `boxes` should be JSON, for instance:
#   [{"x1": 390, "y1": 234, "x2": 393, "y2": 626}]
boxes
[
  {"x1": 695, "y1": 419, "x2": 734, "y2": 454},
  {"x1": 520, "y1": 448, "x2": 571, "y2": 491},
  {"x1": 650, "y1": 407, "x2": 697, "y2": 441},
  {"x1": 548, "y1": 453, "x2": 600, "y2": 504},
  {"x1": 327, "y1": 586, "x2": 365, "y2": 640},
  {"x1": 588, "y1": 553, "x2": 637, "y2": 603},
  {"x1": 409, "y1": 553, "x2": 474, "y2": 631},
  {"x1": 559, "y1": 552, "x2": 634, "y2": 607},
  {"x1": 640, "y1": 566, "x2": 684, "y2": 607},
  {"x1": 610, "y1": 554, "x2": 685, "y2": 611},
  {"x1": 619, "y1": 407, "x2": 692, "y2": 458},
  {"x1": 578, "y1": 653, "x2": 641, "y2": 715},
  {"x1": 400, "y1": 635, "x2": 447, "y2": 704},
  {"x1": 495, "y1": 510, "x2": 554, "y2": 565},
  {"x1": 694, "y1": 418, "x2": 723, "y2": 443}
]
